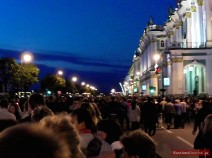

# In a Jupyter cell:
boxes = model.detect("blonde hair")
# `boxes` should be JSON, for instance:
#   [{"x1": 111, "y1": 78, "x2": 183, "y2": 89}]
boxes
[{"x1": 40, "y1": 114, "x2": 85, "y2": 158}]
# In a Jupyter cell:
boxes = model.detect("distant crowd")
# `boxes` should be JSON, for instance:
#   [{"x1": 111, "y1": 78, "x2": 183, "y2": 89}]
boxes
[{"x1": 0, "y1": 93, "x2": 211, "y2": 158}]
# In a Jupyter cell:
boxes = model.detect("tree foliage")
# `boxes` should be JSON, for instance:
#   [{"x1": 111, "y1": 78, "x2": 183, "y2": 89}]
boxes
[
  {"x1": 11, "y1": 63, "x2": 40, "y2": 91},
  {"x1": 0, "y1": 57, "x2": 39, "y2": 92},
  {"x1": 40, "y1": 74, "x2": 65, "y2": 93},
  {"x1": 0, "y1": 58, "x2": 17, "y2": 92}
]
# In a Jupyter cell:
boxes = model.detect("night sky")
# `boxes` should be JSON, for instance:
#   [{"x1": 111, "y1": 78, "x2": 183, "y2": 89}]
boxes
[{"x1": 0, "y1": 0, "x2": 176, "y2": 93}]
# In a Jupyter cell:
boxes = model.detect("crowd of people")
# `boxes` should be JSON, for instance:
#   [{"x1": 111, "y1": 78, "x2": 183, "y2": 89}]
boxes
[{"x1": 0, "y1": 93, "x2": 211, "y2": 158}]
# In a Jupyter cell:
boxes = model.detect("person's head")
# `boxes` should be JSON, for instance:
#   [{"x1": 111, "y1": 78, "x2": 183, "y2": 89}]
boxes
[
  {"x1": 202, "y1": 114, "x2": 212, "y2": 135},
  {"x1": 71, "y1": 108, "x2": 95, "y2": 132},
  {"x1": 71, "y1": 98, "x2": 81, "y2": 109},
  {"x1": 81, "y1": 102, "x2": 98, "y2": 124},
  {"x1": 0, "y1": 123, "x2": 71, "y2": 158},
  {"x1": 0, "y1": 98, "x2": 8, "y2": 108},
  {"x1": 28, "y1": 93, "x2": 45, "y2": 110},
  {"x1": 8, "y1": 101, "x2": 21, "y2": 120},
  {"x1": 175, "y1": 99, "x2": 180, "y2": 104},
  {"x1": 147, "y1": 97, "x2": 153, "y2": 102},
  {"x1": 97, "y1": 119, "x2": 123, "y2": 145},
  {"x1": 31, "y1": 106, "x2": 54, "y2": 122},
  {"x1": 166, "y1": 98, "x2": 171, "y2": 103},
  {"x1": 8, "y1": 102, "x2": 17, "y2": 114},
  {"x1": 202, "y1": 100, "x2": 210, "y2": 108},
  {"x1": 120, "y1": 130, "x2": 158, "y2": 158},
  {"x1": 40, "y1": 114, "x2": 84, "y2": 158}
]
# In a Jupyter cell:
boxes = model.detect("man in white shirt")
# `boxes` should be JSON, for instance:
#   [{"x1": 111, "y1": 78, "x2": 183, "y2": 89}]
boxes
[{"x1": 0, "y1": 99, "x2": 16, "y2": 121}]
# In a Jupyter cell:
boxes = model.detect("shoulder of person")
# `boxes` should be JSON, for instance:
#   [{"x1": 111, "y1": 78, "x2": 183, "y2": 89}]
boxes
[{"x1": 87, "y1": 137, "x2": 102, "y2": 157}]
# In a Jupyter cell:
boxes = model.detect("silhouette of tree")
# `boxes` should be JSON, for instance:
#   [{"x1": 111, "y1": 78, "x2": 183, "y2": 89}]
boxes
[{"x1": 40, "y1": 74, "x2": 65, "y2": 93}]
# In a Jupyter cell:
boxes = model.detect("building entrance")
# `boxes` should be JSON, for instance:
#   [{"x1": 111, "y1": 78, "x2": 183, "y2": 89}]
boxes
[{"x1": 184, "y1": 61, "x2": 206, "y2": 95}]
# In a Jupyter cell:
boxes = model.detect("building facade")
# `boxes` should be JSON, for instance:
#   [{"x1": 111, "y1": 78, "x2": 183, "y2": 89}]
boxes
[{"x1": 124, "y1": 0, "x2": 212, "y2": 97}]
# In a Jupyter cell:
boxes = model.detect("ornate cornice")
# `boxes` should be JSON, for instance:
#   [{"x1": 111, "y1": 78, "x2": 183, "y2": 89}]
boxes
[
  {"x1": 171, "y1": 57, "x2": 183, "y2": 63},
  {"x1": 167, "y1": 31, "x2": 174, "y2": 35},
  {"x1": 150, "y1": 39, "x2": 157, "y2": 43},
  {"x1": 167, "y1": 61, "x2": 172, "y2": 65},
  {"x1": 197, "y1": 0, "x2": 204, "y2": 6},
  {"x1": 176, "y1": 24, "x2": 180, "y2": 29},
  {"x1": 191, "y1": 6, "x2": 196, "y2": 12},
  {"x1": 186, "y1": 12, "x2": 192, "y2": 18}
]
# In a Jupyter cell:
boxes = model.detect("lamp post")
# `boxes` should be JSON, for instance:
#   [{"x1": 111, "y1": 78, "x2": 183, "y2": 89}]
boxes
[
  {"x1": 154, "y1": 53, "x2": 166, "y2": 97},
  {"x1": 71, "y1": 76, "x2": 78, "y2": 94},
  {"x1": 154, "y1": 54, "x2": 160, "y2": 69},
  {"x1": 154, "y1": 53, "x2": 160, "y2": 96},
  {"x1": 160, "y1": 52, "x2": 166, "y2": 98},
  {"x1": 20, "y1": 52, "x2": 33, "y2": 92}
]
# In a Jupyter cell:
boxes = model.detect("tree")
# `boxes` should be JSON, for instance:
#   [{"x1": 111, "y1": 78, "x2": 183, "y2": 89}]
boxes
[
  {"x1": 65, "y1": 79, "x2": 81, "y2": 94},
  {"x1": 11, "y1": 63, "x2": 40, "y2": 92},
  {"x1": 0, "y1": 58, "x2": 19, "y2": 92},
  {"x1": 0, "y1": 58, "x2": 39, "y2": 93},
  {"x1": 40, "y1": 74, "x2": 66, "y2": 94}
]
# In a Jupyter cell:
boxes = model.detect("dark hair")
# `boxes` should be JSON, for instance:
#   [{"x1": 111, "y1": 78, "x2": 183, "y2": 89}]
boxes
[
  {"x1": 166, "y1": 98, "x2": 171, "y2": 102},
  {"x1": 29, "y1": 93, "x2": 45, "y2": 110},
  {"x1": 8, "y1": 101, "x2": 21, "y2": 120},
  {"x1": 202, "y1": 100, "x2": 210, "y2": 108},
  {"x1": 131, "y1": 100, "x2": 137, "y2": 110},
  {"x1": 0, "y1": 123, "x2": 70, "y2": 158},
  {"x1": 32, "y1": 106, "x2": 54, "y2": 122},
  {"x1": 71, "y1": 108, "x2": 95, "y2": 132},
  {"x1": 0, "y1": 119, "x2": 17, "y2": 132},
  {"x1": 121, "y1": 130, "x2": 158, "y2": 158},
  {"x1": 97, "y1": 119, "x2": 123, "y2": 144},
  {"x1": 0, "y1": 99, "x2": 8, "y2": 108},
  {"x1": 147, "y1": 97, "x2": 153, "y2": 102}
]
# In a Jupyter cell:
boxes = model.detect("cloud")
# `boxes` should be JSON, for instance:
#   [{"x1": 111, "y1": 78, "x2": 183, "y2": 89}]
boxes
[
  {"x1": 33, "y1": 49, "x2": 130, "y2": 73},
  {"x1": 0, "y1": 47, "x2": 129, "y2": 73},
  {"x1": 0, "y1": 48, "x2": 127, "y2": 92}
]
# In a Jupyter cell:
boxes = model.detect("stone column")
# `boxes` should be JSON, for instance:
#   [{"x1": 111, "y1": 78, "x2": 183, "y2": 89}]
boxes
[
  {"x1": 206, "y1": 56, "x2": 212, "y2": 95},
  {"x1": 204, "y1": 0, "x2": 212, "y2": 47},
  {"x1": 150, "y1": 74, "x2": 159, "y2": 96},
  {"x1": 166, "y1": 60, "x2": 172, "y2": 95},
  {"x1": 171, "y1": 57, "x2": 184, "y2": 95},
  {"x1": 186, "y1": 9, "x2": 192, "y2": 48},
  {"x1": 197, "y1": 0, "x2": 205, "y2": 47}
]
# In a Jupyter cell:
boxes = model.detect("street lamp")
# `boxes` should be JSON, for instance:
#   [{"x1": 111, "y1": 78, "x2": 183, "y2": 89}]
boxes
[
  {"x1": 154, "y1": 53, "x2": 166, "y2": 97},
  {"x1": 20, "y1": 52, "x2": 33, "y2": 93},
  {"x1": 111, "y1": 88, "x2": 115, "y2": 93},
  {"x1": 72, "y1": 76, "x2": 78, "y2": 82},
  {"x1": 154, "y1": 54, "x2": 160, "y2": 69},
  {"x1": 81, "y1": 82, "x2": 85, "y2": 86},
  {"x1": 21, "y1": 51, "x2": 33, "y2": 64},
  {"x1": 136, "y1": 71, "x2": 140, "y2": 76},
  {"x1": 58, "y1": 70, "x2": 63, "y2": 76}
]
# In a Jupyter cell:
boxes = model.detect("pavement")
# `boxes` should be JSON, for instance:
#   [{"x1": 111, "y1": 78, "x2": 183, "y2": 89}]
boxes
[{"x1": 152, "y1": 122, "x2": 199, "y2": 158}]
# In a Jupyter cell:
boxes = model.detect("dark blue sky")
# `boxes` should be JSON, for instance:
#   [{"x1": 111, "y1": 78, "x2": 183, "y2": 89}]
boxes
[{"x1": 0, "y1": 0, "x2": 176, "y2": 93}]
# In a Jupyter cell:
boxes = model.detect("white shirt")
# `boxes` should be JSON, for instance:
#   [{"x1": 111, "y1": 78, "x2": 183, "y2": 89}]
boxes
[
  {"x1": 129, "y1": 105, "x2": 140, "y2": 122},
  {"x1": 0, "y1": 108, "x2": 16, "y2": 121}
]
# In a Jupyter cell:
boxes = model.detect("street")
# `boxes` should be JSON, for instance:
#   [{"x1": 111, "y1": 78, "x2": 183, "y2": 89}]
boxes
[{"x1": 152, "y1": 122, "x2": 199, "y2": 158}]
